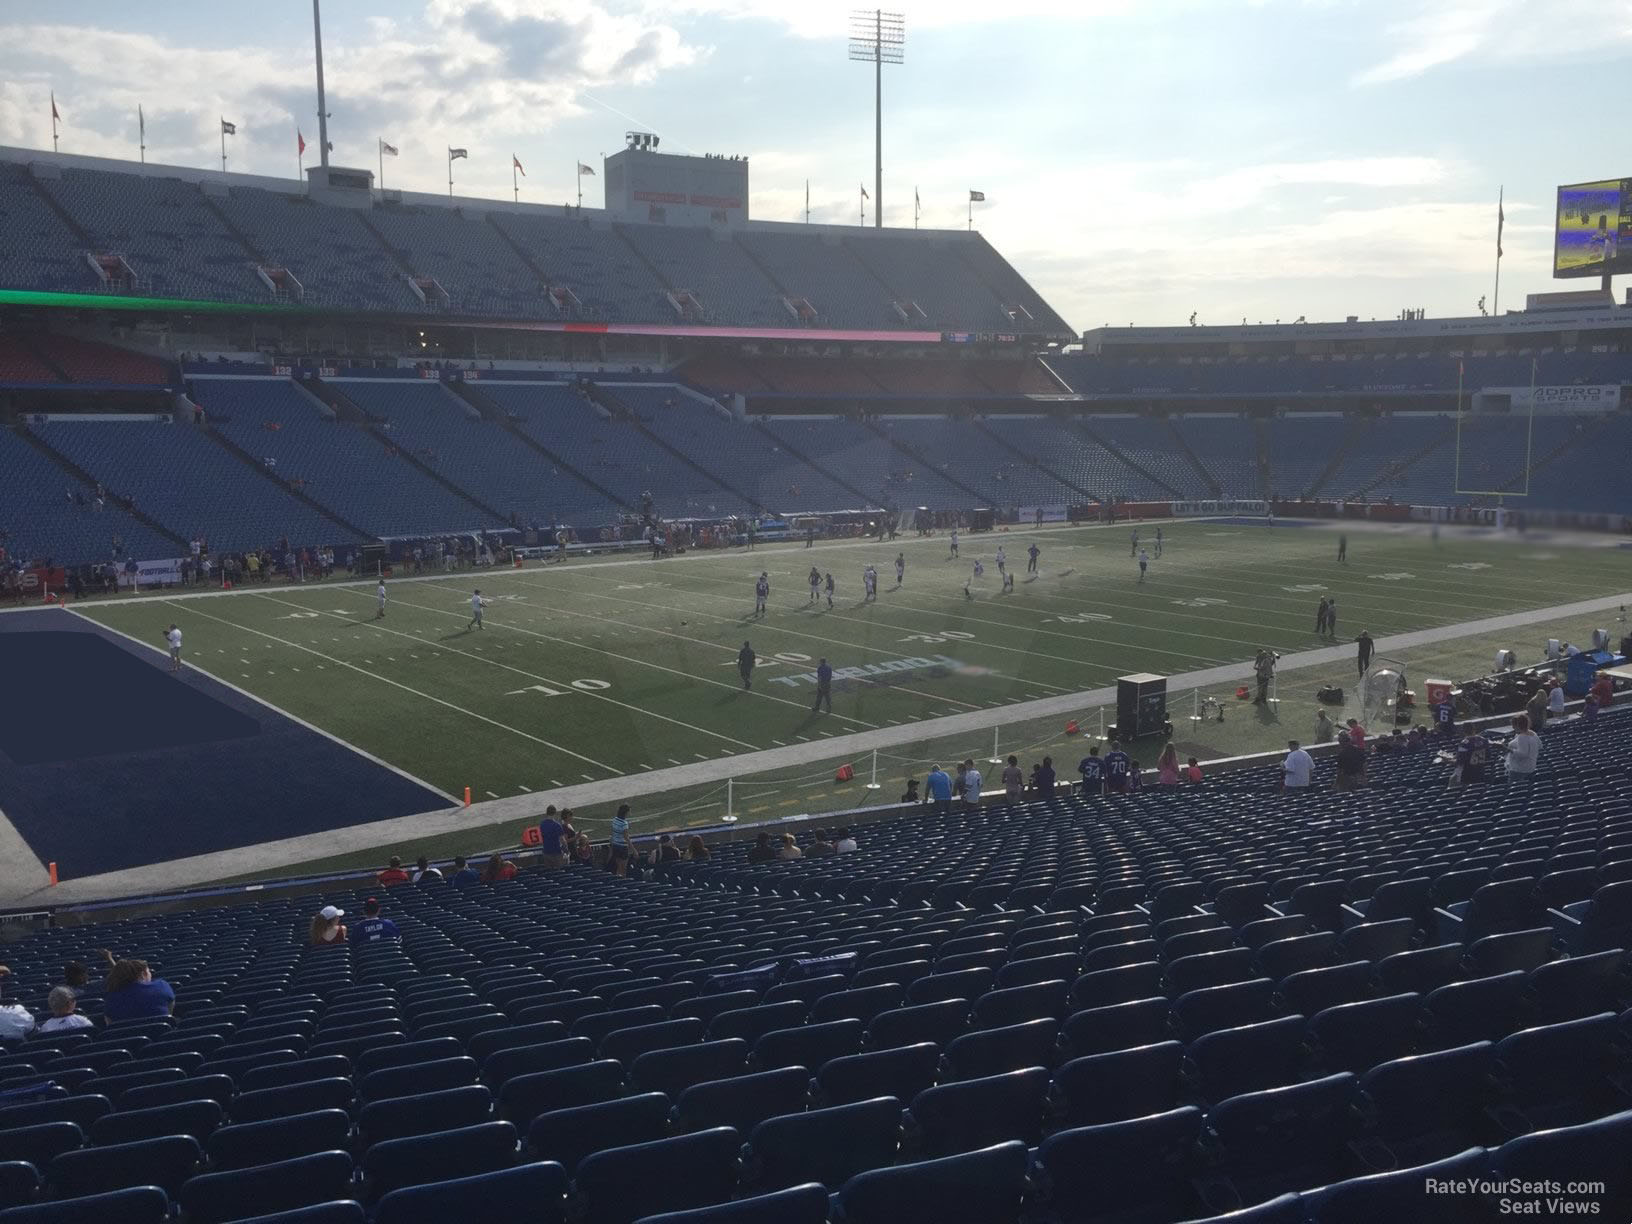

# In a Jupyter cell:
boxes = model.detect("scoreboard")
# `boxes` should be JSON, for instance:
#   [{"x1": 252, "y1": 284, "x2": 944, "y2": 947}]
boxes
[{"x1": 1554, "y1": 178, "x2": 1632, "y2": 279}]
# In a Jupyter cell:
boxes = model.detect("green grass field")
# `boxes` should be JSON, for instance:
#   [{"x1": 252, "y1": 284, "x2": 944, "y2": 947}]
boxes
[{"x1": 76, "y1": 521, "x2": 1629, "y2": 833}]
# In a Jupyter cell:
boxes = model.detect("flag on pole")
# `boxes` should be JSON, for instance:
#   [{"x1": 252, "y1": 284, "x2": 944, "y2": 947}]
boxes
[
  {"x1": 220, "y1": 119, "x2": 236, "y2": 135},
  {"x1": 380, "y1": 140, "x2": 399, "y2": 157},
  {"x1": 577, "y1": 162, "x2": 595, "y2": 176},
  {"x1": 1497, "y1": 187, "x2": 1505, "y2": 259},
  {"x1": 860, "y1": 183, "x2": 870, "y2": 200},
  {"x1": 138, "y1": 106, "x2": 145, "y2": 140},
  {"x1": 448, "y1": 147, "x2": 468, "y2": 160},
  {"x1": 51, "y1": 92, "x2": 60, "y2": 121},
  {"x1": 298, "y1": 130, "x2": 307, "y2": 156},
  {"x1": 969, "y1": 190, "x2": 986, "y2": 202},
  {"x1": 914, "y1": 187, "x2": 920, "y2": 208},
  {"x1": 512, "y1": 154, "x2": 525, "y2": 176}
]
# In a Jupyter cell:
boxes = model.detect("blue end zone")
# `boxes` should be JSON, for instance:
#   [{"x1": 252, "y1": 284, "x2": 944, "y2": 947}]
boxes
[{"x1": 0, "y1": 609, "x2": 449, "y2": 879}]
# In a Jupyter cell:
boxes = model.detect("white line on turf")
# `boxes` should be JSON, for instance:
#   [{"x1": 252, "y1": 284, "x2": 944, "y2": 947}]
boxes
[
  {"x1": 151, "y1": 600, "x2": 617, "y2": 775},
  {"x1": 67, "y1": 607, "x2": 461, "y2": 805}
]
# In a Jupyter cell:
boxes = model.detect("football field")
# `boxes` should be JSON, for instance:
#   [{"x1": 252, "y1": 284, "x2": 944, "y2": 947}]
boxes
[{"x1": 77, "y1": 519, "x2": 1631, "y2": 810}]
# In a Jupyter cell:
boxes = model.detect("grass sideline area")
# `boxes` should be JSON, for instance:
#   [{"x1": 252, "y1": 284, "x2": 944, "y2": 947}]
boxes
[{"x1": 64, "y1": 519, "x2": 1630, "y2": 883}]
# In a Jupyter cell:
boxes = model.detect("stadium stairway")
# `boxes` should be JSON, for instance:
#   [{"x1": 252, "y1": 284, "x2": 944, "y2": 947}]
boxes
[
  {"x1": 745, "y1": 421, "x2": 880, "y2": 509},
  {"x1": 1252, "y1": 419, "x2": 1272, "y2": 498},
  {"x1": 1077, "y1": 421, "x2": 1184, "y2": 499},
  {"x1": 1165, "y1": 419, "x2": 1222, "y2": 498},
  {"x1": 1303, "y1": 417, "x2": 1377, "y2": 499},
  {"x1": 198, "y1": 420, "x2": 380, "y2": 546},
  {"x1": 1493, "y1": 415, "x2": 1617, "y2": 497},
  {"x1": 1345, "y1": 421, "x2": 1456, "y2": 502},
  {"x1": 586, "y1": 383, "x2": 767, "y2": 514},
  {"x1": 483, "y1": 214, "x2": 553, "y2": 287},
  {"x1": 17, "y1": 424, "x2": 190, "y2": 552},
  {"x1": 970, "y1": 420, "x2": 1100, "y2": 503}
]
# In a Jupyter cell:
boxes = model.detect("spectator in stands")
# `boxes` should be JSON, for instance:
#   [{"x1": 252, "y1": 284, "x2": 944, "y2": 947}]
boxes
[
  {"x1": 1591, "y1": 671, "x2": 1614, "y2": 710},
  {"x1": 1156, "y1": 742, "x2": 1180, "y2": 786},
  {"x1": 655, "y1": 834, "x2": 681, "y2": 866},
  {"x1": 38, "y1": 986, "x2": 93, "y2": 1034},
  {"x1": 450, "y1": 855, "x2": 480, "y2": 886},
  {"x1": 1547, "y1": 679, "x2": 1566, "y2": 720},
  {"x1": 103, "y1": 958, "x2": 175, "y2": 1022},
  {"x1": 747, "y1": 832, "x2": 776, "y2": 864},
  {"x1": 778, "y1": 833, "x2": 803, "y2": 861},
  {"x1": 354, "y1": 897, "x2": 400, "y2": 943},
  {"x1": 559, "y1": 808, "x2": 577, "y2": 843},
  {"x1": 1505, "y1": 715, "x2": 1541, "y2": 778},
  {"x1": 834, "y1": 828, "x2": 858, "y2": 853},
  {"x1": 0, "y1": 969, "x2": 35, "y2": 1040},
  {"x1": 1185, "y1": 757, "x2": 1203, "y2": 783},
  {"x1": 537, "y1": 808, "x2": 568, "y2": 870},
  {"x1": 900, "y1": 779, "x2": 920, "y2": 804},
  {"x1": 1001, "y1": 755, "x2": 1024, "y2": 803},
  {"x1": 1453, "y1": 730, "x2": 1489, "y2": 787},
  {"x1": 62, "y1": 961, "x2": 98, "y2": 998},
  {"x1": 961, "y1": 759, "x2": 983, "y2": 806},
  {"x1": 412, "y1": 856, "x2": 443, "y2": 885},
  {"x1": 686, "y1": 835, "x2": 710, "y2": 862},
  {"x1": 925, "y1": 764, "x2": 954, "y2": 814},
  {"x1": 1526, "y1": 683, "x2": 1550, "y2": 731},
  {"x1": 1334, "y1": 730, "x2": 1367, "y2": 791},
  {"x1": 480, "y1": 853, "x2": 518, "y2": 883},
  {"x1": 1345, "y1": 719, "x2": 1367, "y2": 750},
  {"x1": 309, "y1": 905, "x2": 347, "y2": 946},
  {"x1": 1314, "y1": 709, "x2": 1335, "y2": 744},
  {"x1": 805, "y1": 829, "x2": 836, "y2": 857},
  {"x1": 572, "y1": 832, "x2": 593, "y2": 867},
  {"x1": 377, "y1": 856, "x2": 410, "y2": 887},
  {"x1": 608, "y1": 804, "x2": 631, "y2": 876},
  {"x1": 1036, "y1": 756, "x2": 1057, "y2": 799},
  {"x1": 1282, "y1": 740, "x2": 1314, "y2": 789}
]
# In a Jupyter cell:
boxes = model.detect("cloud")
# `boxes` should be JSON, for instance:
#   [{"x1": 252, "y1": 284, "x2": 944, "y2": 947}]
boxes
[
  {"x1": 1354, "y1": 0, "x2": 1632, "y2": 86},
  {"x1": 643, "y1": 0, "x2": 1132, "y2": 40}
]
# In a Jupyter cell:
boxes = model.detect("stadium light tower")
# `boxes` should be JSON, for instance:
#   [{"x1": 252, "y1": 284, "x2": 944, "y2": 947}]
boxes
[
  {"x1": 849, "y1": 9, "x2": 903, "y2": 229},
  {"x1": 312, "y1": 0, "x2": 331, "y2": 171}
]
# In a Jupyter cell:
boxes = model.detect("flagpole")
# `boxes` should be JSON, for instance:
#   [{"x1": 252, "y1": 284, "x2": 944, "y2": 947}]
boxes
[
  {"x1": 513, "y1": 159, "x2": 518, "y2": 203},
  {"x1": 220, "y1": 120, "x2": 227, "y2": 177},
  {"x1": 1493, "y1": 186, "x2": 1504, "y2": 317},
  {"x1": 804, "y1": 180, "x2": 809, "y2": 224},
  {"x1": 447, "y1": 148, "x2": 453, "y2": 199},
  {"x1": 968, "y1": 196, "x2": 972, "y2": 231},
  {"x1": 378, "y1": 139, "x2": 384, "y2": 192},
  {"x1": 576, "y1": 162, "x2": 582, "y2": 209},
  {"x1": 51, "y1": 93, "x2": 58, "y2": 153},
  {"x1": 138, "y1": 107, "x2": 145, "y2": 165},
  {"x1": 914, "y1": 187, "x2": 919, "y2": 230}
]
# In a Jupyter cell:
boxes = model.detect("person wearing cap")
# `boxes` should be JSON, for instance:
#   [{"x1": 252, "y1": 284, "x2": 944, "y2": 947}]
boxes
[
  {"x1": 38, "y1": 986, "x2": 93, "y2": 1034},
  {"x1": 377, "y1": 856, "x2": 409, "y2": 887},
  {"x1": 309, "y1": 905, "x2": 347, "y2": 946},
  {"x1": 354, "y1": 897, "x2": 400, "y2": 943}
]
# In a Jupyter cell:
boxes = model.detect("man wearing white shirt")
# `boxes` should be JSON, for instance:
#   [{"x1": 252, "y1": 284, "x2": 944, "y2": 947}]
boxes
[
  {"x1": 164, "y1": 623, "x2": 183, "y2": 673},
  {"x1": 1505, "y1": 714, "x2": 1541, "y2": 778},
  {"x1": 376, "y1": 580, "x2": 387, "y2": 620},
  {"x1": 961, "y1": 759, "x2": 983, "y2": 806},
  {"x1": 1547, "y1": 681, "x2": 1566, "y2": 719},
  {"x1": 468, "y1": 589, "x2": 485, "y2": 631},
  {"x1": 1282, "y1": 740, "x2": 1314, "y2": 788}
]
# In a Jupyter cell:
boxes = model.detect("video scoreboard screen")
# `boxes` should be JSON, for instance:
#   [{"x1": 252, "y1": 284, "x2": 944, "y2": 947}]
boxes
[{"x1": 1554, "y1": 178, "x2": 1632, "y2": 278}]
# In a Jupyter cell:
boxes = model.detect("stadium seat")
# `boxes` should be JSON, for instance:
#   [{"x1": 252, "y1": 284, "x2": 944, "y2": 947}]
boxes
[
  {"x1": 750, "y1": 1019, "x2": 863, "y2": 1070},
  {"x1": 207, "y1": 1109, "x2": 353, "y2": 1170},
  {"x1": 573, "y1": 1128, "x2": 742, "y2": 1224},
  {"x1": 1550, "y1": 881, "x2": 1632, "y2": 952},
  {"x1": 831, "y1": 1139, "x2": 1029, "y2": 1224},
  {"x1": 481, "y1": 1038, "x2": 594, "y2": 1089},
  {"x1": 1354, "y1": 1042, "x2": 1496, "y2": 1166},
  {"x1": 0, "y1": 1124, "x2": 83, "y2": 1169},
  {"x1": 0, "y1": 1185, "x2": 170, "y2": 1224},
  {"x1": 1050, "y1": 1039, "x2": 1183, "y2": 1127},
  {"x1": 1306, "y1": 993, "x2": 1421, "y2": 1073},
  {"x1": 906, "y1": 1067, "x2": 1048, "y2": 1155},
  {"x1": 1489, "y1": 1109, "x2": 1632, "y2": 1219},
  {"x1": 362, "y1": 1121, "x2": 517, "y2": 1203},
  {"x1": 1520, "y1": 949, "x2": 1624, "y2": 1023},
  {"x1": 743, "y1": 1096, "x2": 902, "y2": 1190},
  {"x1": 1169, "y1": 979, "x2": 1277, "y2": 1041},
  {"x1": 526, "y1": 1093, "x2": 670, "y2": 1173},
  {"x1": 1031, "y1": 1108, "x2": 1207, "y2": 1222},
  {"x1": 373, "y1": 1161, "x2": 567, "y2": 1224},
  {"x1": 1058, "y1": 996, "x2": 1169, "y2": 1057},
  {"x1": 1489, "y1": 1013, "x2": 1622, "y2": 1133},
  {"x1": 1186, "y1": 1015, "x2": 1308, "y2": 1102},
  {"x1": 177, "y1": 1151, "x2": 356, "y2": 1224},
  {"x1": 230, "y1": 1078, "x2": 355, "y2": 1123},
  {"x1": 1421, "y1": 972, "x2": 1527, "y2": 1048},
  {"x1": 1204, "y1": 1073, "x2": 1358, "y2": 1202},
  {"x1": 940, "y1": 1019, "x2": 1057, "y2": 1080},
  {"x1": 865, "y1": 1000, "x2": 970, "y2": 1050},
  {"x1": 817, "y1": 1043, "x2": 939, "y2": 1107},
  {"x1": 0, "y1": 1166, "x2": 37, "y2": 1212},
  {"x1": 46, "y1": 1134, "x2": 201, "y2": 1198},
  {"x1": 1303, "y1": 1147, "x2": 1491, "y2": 1224},
  {"x1": 497, "y1": 1060, "x2": 623, "y2": 1124},
  {"x1": 675, "y1": 1067, "x2": 812, "y2": 1134},
  {"x1": 358, "y1": 1086, "x2": 493, "y2": 1148},
  {"x1": 629, "y1": 1181, "x2": 828, "y2": 1224}
]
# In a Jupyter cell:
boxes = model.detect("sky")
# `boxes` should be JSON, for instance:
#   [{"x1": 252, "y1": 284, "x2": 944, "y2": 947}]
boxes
[{"x1": 2, "y1": 0, "x2": 1629, "y2": 335}]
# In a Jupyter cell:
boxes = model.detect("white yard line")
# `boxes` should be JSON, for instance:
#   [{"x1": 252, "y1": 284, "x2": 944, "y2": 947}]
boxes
[{"x1": 69, "y1": 606, "x2": 461, "y2": 805}]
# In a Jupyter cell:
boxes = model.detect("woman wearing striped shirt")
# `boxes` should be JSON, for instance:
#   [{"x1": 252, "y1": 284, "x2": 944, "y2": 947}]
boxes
[{"x1": 608, "y1": 804, "x2": 631, "y2": 877}]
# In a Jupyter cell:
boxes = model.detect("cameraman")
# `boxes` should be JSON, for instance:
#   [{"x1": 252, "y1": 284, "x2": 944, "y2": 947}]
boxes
[{"x1": 1254, "y1": 648, "x2": 1279, "y2": 705}]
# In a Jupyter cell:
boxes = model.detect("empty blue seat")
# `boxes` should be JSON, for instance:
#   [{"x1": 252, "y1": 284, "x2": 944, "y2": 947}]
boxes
[
  {"x1": 865, "y1": 1000, "x2": 969, "y2": 1050},
  {"x1": 1274, "y1": 961, "x2": 1373, "y2": 1016},
  {"x1": 207, "y1": 1109, "x2": 352, "y2": 1170},
  {"x1": 907, "y1": 1067, "x2": 1048, "y2": 1156},
  {"x1": 629, "y1": 1181, "x2": 827, "y2": 1224},
  {"x1": 810, "y1": 984, "x2": 906, "y2": 1026},
  {"x1": 1059, "y1": 996, "x2": 1169, "y2": 1057},
  {"x1": 1307, "y1": 993, "x2": 1421, "y2": 1074},
  {"x1": 1168, "y1": 1193, "x2": 1302, "y2": 1223},
  {"x1": 0, "y1": 1097, "x2": 109, "y2": 1133},
  {"x1": 1550, "y1": 880, "x2": 1632, "y2": 953},
  {"x1": 672, "y1": 991, "x2": 760, "y2": 1027},
  {"x1": 832, "y1": 1139, "x2": 1028, "y2": 1224},
  {"x1": 359, "y1": 1056, "x2": 478, "y2": 1102},
  {"x1": 466, "y1": 1021, "x2": 569, "y2": 1063},
  {"x1": 1067, "y1": 963, "x2": 1163, "y2": 1011},
  {"x1": 940, "y1": 1019, "x2": 1056, "y2": 1081},
  {"x1": 0, "y1": 1165, "x2": 37, "y2": 1212},
  {"x1": 574, "y1": 1128, "x2": 741, "y2": 1224},
  {"x1": 1186, "y1": 1015, "x2": 1307, "y2": 1102},
  {"x1": 1463, "y1": 928, "x2": 1553, "y2": 976},
  {"x1": 177, "y1": 1151, "x2": 355, "y2": 1224},
  {"x1": 354, "y1": 1038, "x2": 462, "y2": 1078},
  {"x1": 1031, "y1": 1107, "x2": 1206, "y2": 1223},
  {"x1": 744, "y1": 1096, "x2": 901, "y2": 1191},
  {"x1": 1050, "y1": 1040, "x2": 1183, "y2": 1126},
  {"x1": 480, "y1": 1038, "x2": 592, "y2": 1090},
  {"x1": 1169, "y1": 979, "x2": 1276, "y2": 1042},
  {"x1": 230, "y1": 1078, "x2": 354, "y2": 1123},
  {"x1": 497, "y1": 1060, "x2": 623, "y2": 1125},
  {"x1": 47, "y1": 1134, "x2": 200, "y2": 1198},
  {"x1": 1164, "y1": 948, "x2": 1255, "y2": 995},
  {"x1": 359, "y1": 1086, "x2": 493, "y2": 1148},
  {"x1": 363, "y1": 1121, "x2": 517, "y2": 1203},
  {"x1": 1304, "y1": 1147, "x2": 1491, "y2": 1224},
  {"x1": 601, "y1": 1018, "x2": 705, "y2": 1064},
  {"x1": 1490, "y1": 1109, "x2": 1632, "y2": 1219},
  {"x1": 374, "y1": 1160, "x2": 567, "y2": 1224},
  {"x1": 1422, "y1": 972, "x2": 1526, "y2": 1048},
  {"x1": 1355, "y1": 1042, "x2": 1495, "y2": 1166},
  {"x1": 1490, "y1": 1013, "x2": 1621, "y2": 1133},
  {"x1": 1205, "y1": 1073, "x2": 1358, "y2": 1201},
  {"x1": 706, "y1": 1003, "x2": 807, "y2": 1045},
  {"x1": 0, "y1": 1124, "x2": 82, "y2": 1169},
  {"x1": 1334, "y1": 917, "x2": 1416, "y2": 963},
  {"x1": 1375, "y1": 944, "x2": 1463, "y2": 996},
  {"x1": 675, "y1": 1067, "x2": 811, "y2": 1134},
  {"x1": 228, "y1": 1204, "x2": 364, "y2": 1224},
  {"x1": 751, "y1": 1019, "x2": 862, "y2": 1071},
  {"x1": 572, "y1": 1006, "x2": 667, "y2": 1044},
  {"x1": 1522, "y1": 950, "x2": 1624, "y2": 1024},
  {"x1": 627, "y1": 1039, "x2": 748, "y2": 1100},
  {"x1": 0, "y1": 1185, "x2": 169, "y2": 1224},
  {"x1": 818, "y1": 1043, "x2": 939, "y2": 1107},
  {"x1": 907, "y1": 969, "x2": 994, "y2": 1007},
  {"x1": 526, "y1": 1093, "x2": 669, "y2": 1173}
]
